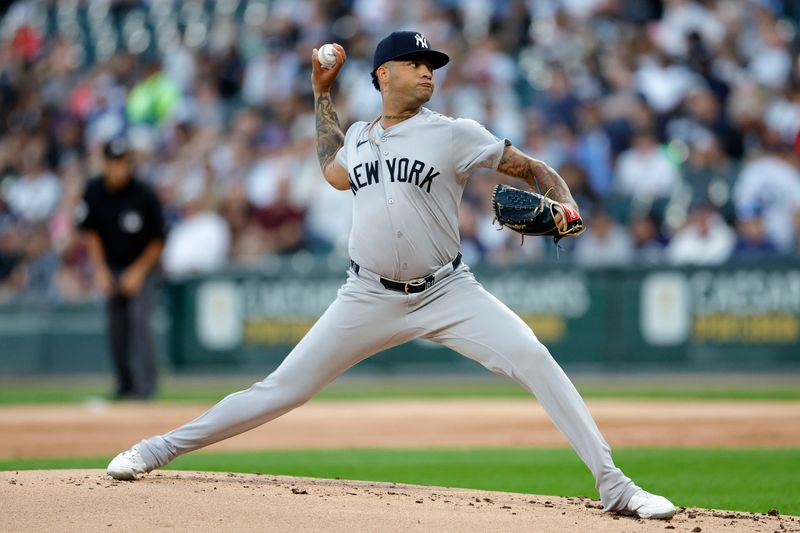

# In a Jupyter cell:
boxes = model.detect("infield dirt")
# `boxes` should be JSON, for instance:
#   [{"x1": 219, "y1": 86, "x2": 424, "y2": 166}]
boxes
[
  {"x1": 2, "y1": 399, "x2": 799, "y2": 531},
  {"x1": 2, "y1": 469, "x2": 797, "y2": 532},
  {"x1": 1, "y1": 398, "x2": 799, "y2": 458}
]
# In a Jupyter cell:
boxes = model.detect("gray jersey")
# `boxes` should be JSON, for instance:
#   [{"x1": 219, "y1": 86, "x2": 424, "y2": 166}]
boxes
[{"x1": 335, "y1": 107, "x2": 505, "y2": 280}]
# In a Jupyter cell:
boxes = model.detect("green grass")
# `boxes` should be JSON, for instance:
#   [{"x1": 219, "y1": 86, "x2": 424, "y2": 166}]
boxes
[
  {"x1": 1, "y1": 448, "x2": 797, "y2": 516},
  {"x1": 1, "y1": 379, "x2": 800, "y2": 404}
]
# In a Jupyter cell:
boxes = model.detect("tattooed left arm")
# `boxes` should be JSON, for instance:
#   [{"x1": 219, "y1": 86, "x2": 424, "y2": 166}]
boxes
[{"x1": 496, "y1": 145, "x2": 577, "y2": 209}]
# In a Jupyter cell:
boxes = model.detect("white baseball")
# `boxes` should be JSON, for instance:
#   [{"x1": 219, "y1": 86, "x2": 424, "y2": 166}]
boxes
[{"x1": 317, "y1": 44, "x2": 337, "y2": 69}]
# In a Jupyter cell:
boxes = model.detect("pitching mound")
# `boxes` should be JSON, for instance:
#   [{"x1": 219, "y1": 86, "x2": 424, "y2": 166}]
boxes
[{"x1": 1, "y1": 470, "x2": 795, "y2": 532}]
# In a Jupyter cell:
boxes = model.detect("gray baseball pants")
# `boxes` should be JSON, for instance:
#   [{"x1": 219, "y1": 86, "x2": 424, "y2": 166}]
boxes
[
  {"x1": 107, "y1": 269, "x2": 160, "y2": 399},
  {"x1": 135, "y1": 265, "x2": 638, "y2": 511}
]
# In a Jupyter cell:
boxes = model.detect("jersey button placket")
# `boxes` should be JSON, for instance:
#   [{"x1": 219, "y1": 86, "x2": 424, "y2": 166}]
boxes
[
  {"x1": 381, "y1": 135, "x2": 394, "y2": 209},
  {"x1": 382, "y1": 137, "x2": 392, "y2": 205},
  {"x1": 380, "y1": 134, "x2": 401, "y2": 276}
]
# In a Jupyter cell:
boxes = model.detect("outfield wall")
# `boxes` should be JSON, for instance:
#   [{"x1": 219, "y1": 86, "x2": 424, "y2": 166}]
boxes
[{"x1": 1, "y1": 260, "x2": 799, "y2": 375}]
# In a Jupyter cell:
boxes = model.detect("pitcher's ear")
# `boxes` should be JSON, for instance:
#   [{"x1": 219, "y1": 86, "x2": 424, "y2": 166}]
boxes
[{"x1": 378, "y1": 65, "x2": 389, "y2": 84}]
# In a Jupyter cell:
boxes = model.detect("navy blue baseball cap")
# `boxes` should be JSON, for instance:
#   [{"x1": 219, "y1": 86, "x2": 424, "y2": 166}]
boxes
[{"x1": 372, "y1": 31, "x2": 450, "y2": 72}]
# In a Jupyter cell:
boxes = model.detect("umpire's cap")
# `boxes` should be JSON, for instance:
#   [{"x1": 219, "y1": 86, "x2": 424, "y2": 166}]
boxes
[
  {"x1": 103, "y1": 137, "x2": 131, "y2": 159},
  {"x1": 372, "y1": 31, "x2": 449, "y2": 72}
]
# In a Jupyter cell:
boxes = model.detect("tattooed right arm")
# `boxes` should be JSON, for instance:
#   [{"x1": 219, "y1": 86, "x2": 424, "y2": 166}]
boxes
[
  {"x1": 315, "y1": 94, "x2": 342, "y2": 170},
  {"x1": 315, "y1": 93, "x2": 348, "y2": 190},
  {"x1": 310, "y1": 43, "x2": 349, "y2": 190}
]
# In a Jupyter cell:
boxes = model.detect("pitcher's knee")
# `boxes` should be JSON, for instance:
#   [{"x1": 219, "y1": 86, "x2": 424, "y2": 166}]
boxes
[
  {"x1": 502, "y1": 337, "x2": 552, "y2": 362},
  {"x1": 504, "y1": 341, "x2": 557, "y2": 376},
  {"x1": 252, "y1": 373, "x2": 315, "y2": 411},
  {"x1": 521, "y1": 331, "x2": 553, "y2": 354},
  {"x1": 280, "y1": 389, "x2": 313, "y2": 410}
]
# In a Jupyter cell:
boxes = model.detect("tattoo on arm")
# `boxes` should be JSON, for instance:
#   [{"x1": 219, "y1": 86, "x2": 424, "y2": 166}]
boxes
[
  {"x1": 315, "y1": 94, "x2": 344, "y2": 172},
  {"x1": 497, "y1": 147, "x2": 537, "y2": 184},
  {"x1": 497, "y1": 146, "x2": 576, "y2": 206}
]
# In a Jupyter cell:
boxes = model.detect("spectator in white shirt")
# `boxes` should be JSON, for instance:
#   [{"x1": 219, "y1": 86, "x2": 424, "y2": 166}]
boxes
[
  {"x1": 573, "y1": 207, "x2": 634, "y2": 267},
  {"x1": 666, "y1": 200, "x2": 735, "y2": 265},
  {"x1": 614, "y1": 129, "x2": 681, "y2": 203},
  {"x1": 162, "y1": 158, "x2": 230, "y2": 277},
  {"x1": 733, "y1": 137, "x2": 800, "y2": 253},
  {"x1": 4, "y1": 143, "x2": 62, "y2": 225}
]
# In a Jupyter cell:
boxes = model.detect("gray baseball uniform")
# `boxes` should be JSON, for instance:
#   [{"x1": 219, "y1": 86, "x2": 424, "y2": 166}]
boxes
[{"x1": 133, "y1": 107, "x2": 639, "y2": 511}]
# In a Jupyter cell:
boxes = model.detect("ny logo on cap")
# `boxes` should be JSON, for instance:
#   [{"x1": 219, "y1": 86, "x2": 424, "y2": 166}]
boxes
[{"x1": 415, "y1": 33, "x2": 428, "y2": 48}]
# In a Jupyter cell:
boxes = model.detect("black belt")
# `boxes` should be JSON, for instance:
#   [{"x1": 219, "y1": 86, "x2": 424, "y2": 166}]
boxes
[{"x1": 350, "y1": 253, "x2": 462, "y2": 294}]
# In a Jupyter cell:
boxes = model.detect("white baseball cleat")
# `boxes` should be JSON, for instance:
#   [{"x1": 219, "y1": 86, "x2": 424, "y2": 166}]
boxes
[
  {"x1": 619, "y1": 489, "x2": 677, "y2": 519},
  {"x1": 107, "y1": 445, "x2": 149, "y2": 480}
]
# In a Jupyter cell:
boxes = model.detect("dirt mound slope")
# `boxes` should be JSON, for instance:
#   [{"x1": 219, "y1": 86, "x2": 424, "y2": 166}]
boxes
[{"x1": 1, "y1": 470, "x2": 796, "y2": 532}]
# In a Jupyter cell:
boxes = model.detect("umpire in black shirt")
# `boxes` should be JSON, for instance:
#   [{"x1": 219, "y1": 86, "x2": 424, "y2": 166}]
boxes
[{"x1": 77, "y1": 138, "x2": 166, "y2": 400}]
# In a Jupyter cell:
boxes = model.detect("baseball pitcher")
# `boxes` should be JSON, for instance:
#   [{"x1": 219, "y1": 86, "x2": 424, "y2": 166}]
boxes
[{"x1": 108, "y1": 31, "x2": 676, "y2": 520}]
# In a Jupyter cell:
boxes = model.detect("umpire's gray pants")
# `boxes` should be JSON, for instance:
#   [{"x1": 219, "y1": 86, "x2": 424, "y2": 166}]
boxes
[
  {"x1": 107, "y1": 269, "x2": 160, "y2": 398},
  {"x1": 136, "y1": 265, "x2": 638, "y2": 511}
]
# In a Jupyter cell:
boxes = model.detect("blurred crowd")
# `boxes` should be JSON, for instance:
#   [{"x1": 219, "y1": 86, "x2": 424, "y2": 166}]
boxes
[{"x1": 1, "y1": 0, "x2": 800, "y2": 304}]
